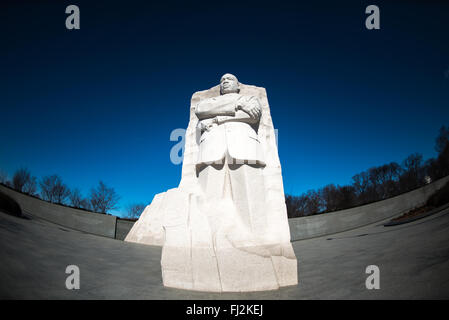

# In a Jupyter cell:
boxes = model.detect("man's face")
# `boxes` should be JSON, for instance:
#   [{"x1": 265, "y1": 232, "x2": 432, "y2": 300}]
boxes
[{"x1": 220, "y1": 74, "x2": 239, "y2": 94}]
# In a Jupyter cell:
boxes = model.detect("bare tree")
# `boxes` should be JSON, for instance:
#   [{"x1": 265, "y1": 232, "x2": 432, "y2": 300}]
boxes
[
  {"x1": 89, "y1": 181, "x2": 120, "y2": 214},
  {"x1": 320, "y1": 184, "x2": 356, "y2": 212},
  {"x1": 69, "y1": 188, "x2": 92, "y2": 210},
  {"x1": 384, "y1": 162, "x2": 402, "y2": 197},
  {"x1": 424, "y1": 158, "x2": 439, "y2": 181},
  {"x1": 435, "y1": 125, "x2": 449, "y2": 177},
  {"x1": 400, "y1": 153, "x2": 424, "y2": 192},
  {"x1": 23, "y1": 177, "x2": 37, "y2": 195},
  {"x1": 352, "y1": 171, "x2": 371, "y2": 204},
  {"x1": 125, "y1": 203, "x2": 146, "y2": 219},
  {"x1": 69, "y1": 188, "x2": 83, "y2": 208},
  {"x1": 12, "y1": 168, "x2": 28, "y2": 191},
  {"x1": 304, "y1": 190, "x2": 323, "y2": 215},
  {"x1": 285, "y1": 195, "x2": 296, "y2": 218},
  {"x1": 320, "y1": 184, "x2": 339, "y2": 212},
  {"x1": 375, "y1": 162, "x2": 402, "y2": 199},
  {"x1": 436, "y1": 125, "x2": 449, "y2": 154},
  {"x1": 286, "y1": 190, "x2": 323, "y2": 218},
  {"x1": 403, "y1": 153, "x2": 423, "y2": 176},
  {"x1": 336, "y1": 185, "x2": 356, "y2": 210},
  {"x1": 80, "y1": 198, "x2": 93, "y2": 211},
  {"x1": 286, "y1": 194, "x2": 309, "y2": 218},
  {"x1": 0, "y1": 169, "x2": 8, "y2": 184},
  {"x1": 368, "y1": 166, "x2": 384, "y2": 200},
  {"x1": 12, "y1": 168, "x2": 37, "y2": 195},
  {"x1": 437, "y1": 144, "x2": 449, "y2": 177},
  {"x1": 40, "y1": 175, "x2": 71, "y2": 204}
]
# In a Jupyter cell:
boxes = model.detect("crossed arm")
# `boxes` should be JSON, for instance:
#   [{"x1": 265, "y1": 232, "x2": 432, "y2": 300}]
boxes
[{"x1": 195, "y1": 95, "x2": 262, "y2": 132}]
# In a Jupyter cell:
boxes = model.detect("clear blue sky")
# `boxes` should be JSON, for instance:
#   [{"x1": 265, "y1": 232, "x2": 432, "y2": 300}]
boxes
[{"x1": 1, "y1": 0, "x2": 448, "y2": 217}]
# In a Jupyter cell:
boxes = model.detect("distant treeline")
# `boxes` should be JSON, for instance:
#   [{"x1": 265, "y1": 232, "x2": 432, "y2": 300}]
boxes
[
  {"x1": 0, "y1": 170, "x2": 145, "y2": 219},
  {"x1": 286, "y1": 125, "x2": 449, "y2": 218}
]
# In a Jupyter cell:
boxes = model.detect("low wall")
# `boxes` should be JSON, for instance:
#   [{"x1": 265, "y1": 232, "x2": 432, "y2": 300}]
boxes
[
  {"x1": 0, "y1": 184, "x2": 117, "y2": 238},
  {"x1": 288, "y1": 175, "x2": 449, "y2": 241},
  {"x1": 2, "y1": 175, "x2": 448, "y2": 242},
  {"x1": 115, "y1": 219, "x2": 135, "y2": 240}
]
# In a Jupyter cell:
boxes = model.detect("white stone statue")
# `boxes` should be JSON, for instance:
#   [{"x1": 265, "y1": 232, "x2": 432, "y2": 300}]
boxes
[{"x1": 125, "y1": 74, "x2": 298, "y2": 292}]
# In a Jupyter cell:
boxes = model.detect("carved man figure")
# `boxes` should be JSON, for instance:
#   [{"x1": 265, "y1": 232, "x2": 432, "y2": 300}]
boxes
[
  {"x1": 194, "y1": 73, "x2": 268, "y2": 237},
  {"x1": 195, "y1": 73, "x2": 265, "y2": 167}
]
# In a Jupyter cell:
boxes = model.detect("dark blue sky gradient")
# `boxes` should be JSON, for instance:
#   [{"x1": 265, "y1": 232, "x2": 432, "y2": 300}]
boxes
[{"x1": 1, "y1": 1, "x2": 448, "y2": 216}]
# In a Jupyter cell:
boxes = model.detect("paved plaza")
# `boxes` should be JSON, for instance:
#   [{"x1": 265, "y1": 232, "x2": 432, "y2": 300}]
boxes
[{"x1": 1, "y1": 206, "x2": 448, "y2": 299}]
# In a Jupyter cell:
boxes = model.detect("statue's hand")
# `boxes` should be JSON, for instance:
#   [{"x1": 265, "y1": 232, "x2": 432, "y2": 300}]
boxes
[
  {"x1": 236, "y1": 99, "x2": 261, "y2": 120},
  {"x1": 199, "y1": 118, "x2": 217, "y2": 132}
]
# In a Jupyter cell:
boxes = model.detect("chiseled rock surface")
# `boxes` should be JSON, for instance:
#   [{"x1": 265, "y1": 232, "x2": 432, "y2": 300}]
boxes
[{"x1": 125, "y1": 77, "x2": 298, "y2": 292}]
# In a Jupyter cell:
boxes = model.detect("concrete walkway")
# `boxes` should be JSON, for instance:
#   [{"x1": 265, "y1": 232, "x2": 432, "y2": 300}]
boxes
[{"x1": 1, "y1": 207, "x2": 448, "y2": 299}]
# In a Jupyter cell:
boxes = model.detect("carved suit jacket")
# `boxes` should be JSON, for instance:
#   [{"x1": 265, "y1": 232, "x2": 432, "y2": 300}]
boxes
[{"x1": 195, "y1": 93, "x2": 266, "y2": 166}]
